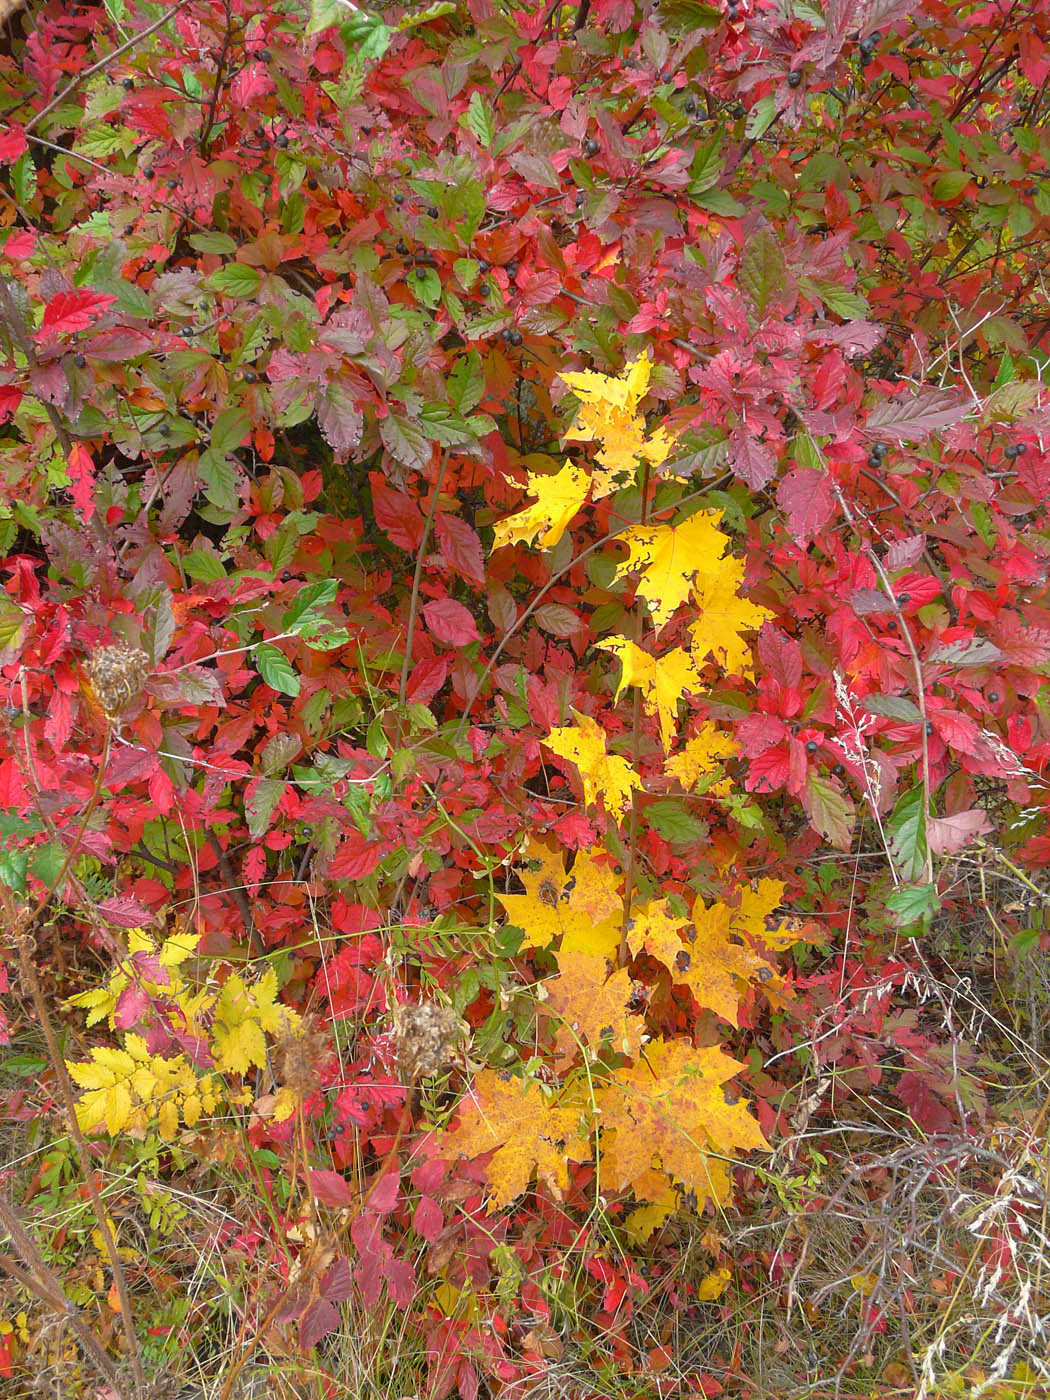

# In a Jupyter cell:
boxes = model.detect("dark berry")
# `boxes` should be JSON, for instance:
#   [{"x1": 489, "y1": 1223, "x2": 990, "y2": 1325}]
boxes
[
  {"x1": 507, "y1": 259, "x2": 519, "y2": 276},
  {"x1": 924, "y1": 720, "x2": 935, "y2": 735},
  {"x1": 122, "y1": 77, "x2": 134, "y2": 91},
  {"x1": 477, "y1": 260, "x2": 489, "y2": 273},
  {"x1": 509, "y1": 330, "x2": 523, "y2": 346},
  {"x1": 584, "y1": 138, "x2": 599, "y2": 156},
  {"x1": 684, "y1": 98, "x2": 697, "y2": 114},
  {"x1": 500, "y1": 328, "x2": 513, "y2": 342},
  {"x1": 396, "y1": 240, "x2": 408, "y2": 255},
  {"x1": 166, "y1": 178, "x2": 178, "y2": 189},
  {"x1": 144, "y1": 166, "x2": 155, "y2": 178},
  {"x1": 576, "y1": 192, "x2": 585, "y2": 207},
  {"x1": 832, "y1": 762, "x2": 845, "y2": 777},
  {"x1": 73, "y1": 353, "x2": 86, "y2": 368},
  {"x1": 988, "y1": 691, "x2": 1001, "y2": 704},
  {"x1": 870, "y1": 441, "x2": 888, "y2": 459},
  {"x1": 362, "y1": 126, "x2": 372, "y2": 136},
  {"x1": 1026, "y1": 185, "x2": 1038, "y2": 196},
  {"x1": 1004, "y1": 442, "x2": 1026, "y2": 459},
  {"x1": 275, "y1": 133, "x2": 289, "y2": 148},
  {"x1": 897, "y1": 593, "x2": 910, "y2": 606},
  {"x1": 784, "y1": 311, "x2": 795, "y2": 322},
  {"x1": 244, "y1": 371, "x2": 258, "y2": 383},
  {"x1": 427, "y1": 205, "x2": 438, "y2": 217},
  {"x1": 787, "y1": 70, "x2": 803, "y2": 87},
  {"x1": 394, "y1": 193, "x2": 405, "y2": 205},
  {"x1": 416, "y1": 267, "x2": 427, "y2": 279},
  {"x1": 805, "y1": 739, "x2": 819, "y2": 755},
  {"x1": 859, "y1": 35, "x2": 877, "y2": 55},
  {"x1": 307, "y1": 177, "x2": 318, "y2": 189},
  {"x1": 259, "y1": 49, "x2": 272, "y2": 62},
  {"x1": 255, "y1": 125, "x2": 266, "y2": 138},
  {"x1": 867, "y1": 453, "x2": 883, "y2": 469}
]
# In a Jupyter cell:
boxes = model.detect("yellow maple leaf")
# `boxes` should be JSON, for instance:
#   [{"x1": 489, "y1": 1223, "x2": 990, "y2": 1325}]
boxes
[
  {"x1": 560, "y1": 356, "x2": 679, "y2": 498},
  {"x1": 598, "y1": 636, "x2": 701, "y2": 752},
  {"x1": 490, "y1": 460, "x2": 590, "y2": 551},
  {"x1": 664, "y1": 723, "x2": 739, "y2": 789},
  {"x1": 211, "y1": 970, "x2": 300, "y2": 1075},
  {"x1": 498, "y1": 840, "x2": 622, "y2": 957},
  {"x1": 613, "y1": 511, "x2": 730, "y2": 633},
  {"x1": 441, "y1": 1069, "x2": 590, "y2": 1211},
  {"x1": 623, "y1": 1188, "x2": 678, "y2": 1244},
  {"x1": 596, "y1": 1038, "x2": 768, "y2": 1207},
  {"x1": 690, "y1": 553, "x2": 771, "y2": 676},
  {"x1": 544, "y1": 710, "x2": 643, "y2": 824},
  {"x1": 541, "y1": 951, "x2": 645, "y2": 1065}
]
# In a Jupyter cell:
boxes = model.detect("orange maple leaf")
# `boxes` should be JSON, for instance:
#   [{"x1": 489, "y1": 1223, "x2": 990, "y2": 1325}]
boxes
[
  {"x1": 440, "y1": 1069, "x2": 590, "y2": 1211},
  {"x1": 596, "y1": 1038, "x2": 769, "y2": 1208},
  {"x1": 541, "y1": 950, "x2": 646, "y2": 1066}
]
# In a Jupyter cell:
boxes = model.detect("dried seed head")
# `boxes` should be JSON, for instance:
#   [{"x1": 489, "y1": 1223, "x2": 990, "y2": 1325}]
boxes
[
  {"x1": 273, "y1": 1017, "x2": 331, "y2": 1098},
  {"x1": 82, "y1": 644, "x2": 149, "y2": 718},
  {"x1": 392, "y1": 1001, "x2": 466, "y2": 1082}
]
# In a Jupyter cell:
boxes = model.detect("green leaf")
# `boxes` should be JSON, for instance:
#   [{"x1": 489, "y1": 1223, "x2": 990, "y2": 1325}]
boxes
[
  {"x1": 207, "y1": 264, "x2": 263, "y2": 299},
  {"x1": 246, "y1": 777, "x2": 283, "y2": 839},
  {"x1": 744, "y1": 95, "x2": 778, "y2": 141},
  {"x1": 888, "y1": 786, "x2": 928, "y2": 883},
  {"x1": 30, "y1": 842, "x2": 66, "y2": 890},
  {"x1": 281, "y1": 579, "x2": 338, "y2": 635},
  {"x1": 885, "y1": 882, "x2": 941, "y2": 931},
  {"x1": 803, "y1": 774, "x2": 855, "y2": 850},
  {"x1": 255, "y1": 643, "x2": 300, "y2": 697},
  {"x1": 932, "y1": 169, "x2": 971, "y2": 202},
  {"x1": 181, "y1": 548, "x2": 227, "y2": 582},
  {"x1": 645, "y1": 799, "x2": 706, "y2": 846},
  {"x1": 738, "y1": 228, "x2": 788, "y2": 320},
  {"x1": 197, "y1": 449, "x2": 239, "y2": 515},
  {"x1": 464, "y1": 91, "x2": 495, "y2": 148},
  {"x1": 211, "y1": 406, "x2": 250, "y2": 456},
  {"x1": 190, "y1": 232, "x2": 238, "y2": 255},
  {"x1": 862, "y1": 694, "x2": 922, "y2": 722},
  {"x1": 0, "y1": 847, "x2": 27, "y2": 895}
]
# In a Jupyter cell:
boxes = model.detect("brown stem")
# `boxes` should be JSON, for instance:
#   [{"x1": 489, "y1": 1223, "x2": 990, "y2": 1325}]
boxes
[
  {"x1": 398, "y1": 450, "x2": 451, "y2": 717},
  {"x1": 0, "y1": 1200, "x2": 123, "y2": 1393}
]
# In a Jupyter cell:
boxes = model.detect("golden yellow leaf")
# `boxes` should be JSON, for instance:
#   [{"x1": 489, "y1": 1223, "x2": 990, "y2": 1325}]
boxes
[
  {"x1": 542, "y1": 951, "x2": 646, "y2": 1064},
  {"x1": 544, "y1": 710, "x2": 643, "y2": 824},
  {"x1": 490, "y1": 460, "x2": 590, "y2": 552},
  {"x1": 441, "y1": 1069, "x2": 590, "y2": 1211},
  {"x1": 664, "y1": 724, "x2": 739, "y2": 788},
  {"x1": 690, "y1": 553, "x2": 772, "y2": 676},
  {"x1": 559, "y1": 356, "x2": 678, "y2": 498},
  {"x1": 596, "y1": 1039, "x2": 768, "y2": 1207},
  {"x1": 696, "y1": 1266, "x2": 732, "y2": 1301},
  {"x1": 614, "y1": 512, "x2": 729, "y2": 632},
  {"x1": 560, "y1": 354, "x2": 653, "y2": 416},
  {"x1": 598, "y1": 636, "x2": 701, "y2": 752},
  {"x1": 623, "y1": 1188, "x2": 677, "y2": 1244},
  {"x1": 497, "y1": 838, "x2": 620, "y2": 956}
]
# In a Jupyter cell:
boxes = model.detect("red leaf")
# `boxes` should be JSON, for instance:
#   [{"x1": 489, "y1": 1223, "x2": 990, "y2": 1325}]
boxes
[
  {"x1": 39, "y1": 289, "x2": 115, "y2": 337},
  {"x1": 406, "y1": 655, "x2": 450, "y2": 704},
  {"x1": 776, "y1": 466, "x2": 835, "y2": 544},
  {"x1": 67, "y1": 442, "x2": 95, "y2": 523},
  {"x1": 435, "y1": 513, "x2": 485, "y2": 584},
  {"x1": 368, "y1": 1170, "x2": 400, "y2": 1215},
  {"x1": 299, "y1": 1298, "x2": 339, "y2": 1352},
  {"x1": 370, "y1": 471, "x2": 424, "y2": 550},
  {"x1": 0, "y1": 385, "x2": 23, "y2": 421},
  {"x1": 309, "y1": 1169, "x2": 356, "y2": 1208},
  {"x1": 328, "y1": 828, "x2": 387, "y2": 880},
  {"x1": 423, "y1": 598, "x2": 481, "y2": 647},
  {"x1": 0, "y1": 126, "x2": 26, "y2": 163},
  {"x1": 96, "y1": 895, "x2": 155, "y2": 928},
  {"x1": 413, "y1": 1195, "x2": 443, "y2": 1242},
  {"x1": 928, "y1": 809, "x2": 993, "y2": 855}
]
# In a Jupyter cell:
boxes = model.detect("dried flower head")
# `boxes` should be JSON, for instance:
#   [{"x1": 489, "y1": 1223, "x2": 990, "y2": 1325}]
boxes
[
  {"x1": 392, "y1": 1001, "x2": 467, "y2": 1082},
  {"x1": 273, "y1": 1017, "x2": 331, "y2": 1099},
  {"x1": 82, "y1": 644, "x2": 150, "y2": 719}
]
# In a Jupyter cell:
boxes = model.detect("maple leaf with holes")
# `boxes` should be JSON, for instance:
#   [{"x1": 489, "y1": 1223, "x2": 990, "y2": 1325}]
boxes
[
  {"x1": 544, "y1": 710, "x2": 643, "y2": 824},
  {"x1": 540, "y1": 951, "x2": 646, "y2": 1066},
  {"x1": 497, "y1": 838, "x2": 622, "y2": 957},
  {"x1": 596, "y1": 1038, "x2": 769, "y2": 1208},
  {"x1": 560, "y1": 354, "x2": 677, "y2": 497},
  {"x1": 613, "y1": 512, "x2": 730, "y2": 633},
  {"x1": 490, "y1": 460, "x2": 590, "y2": 551},
  {"x1": 665, "y1": 724, "x2": 739, "y2": 790},
  {"x1": 440, "y1": 1069, "x2": 590, "y2": 1210},
  {"x1": 690, "y1": 554, "x2": 772, "y2": 676},
  {"x1": 598, "y1": 636, "x2": 701, "y2": 752}
]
